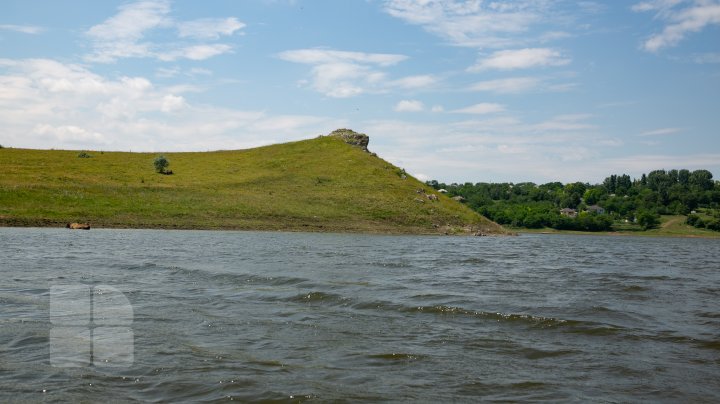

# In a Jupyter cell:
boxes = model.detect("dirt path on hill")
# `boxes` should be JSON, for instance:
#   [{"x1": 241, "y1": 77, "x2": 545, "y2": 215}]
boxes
[{"x1": 662, "y1": 216, "x2": 683, "y2": 228}]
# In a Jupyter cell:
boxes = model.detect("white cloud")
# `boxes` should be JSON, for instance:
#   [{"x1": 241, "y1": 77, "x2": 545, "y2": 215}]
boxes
[
  {"x1": 84, "y1": 0, "x2": 241, "y2": 62},
  {"x1": 469, "y1": 48, "x2": 571, "y2": 71},
  {"x1": 0, "y1": 24, "x2": 45, "y2": 34},
  {"x1": 278, "y1": 48, "x2": 434, "y2": 98},
  {"x1": 634, "y1": 0, "x2": 720, "y2": 52},
  {"x1": 155, "y1": 66, "x2": 214, "y2": 78},
  {"x1": 33, "y1": 124, "x2": 106, "y2": 144},
  {"x1": 546, "y1": 82, "x2": 578, "y2": 92},
  {"x1": 247, "y1": 115, "x2": 334, "y2": 133},
  {"x1": 470, "y1": 77, "x2": 541, "y2": 93},
  {"x1": 598, "y1": 138, "x2": 624, "y2": 147},
  {"x1": 531, "y1": 114, "x2": 595, "y2": 132},
  {"x1": 358, "y1": 111, "x2": 677, "y2": 184},
  {"x1": 177, "y1": 17, "x2": 245, "y2": 39},
  {"x1": 389, "y1": 74, "x2": 437, "y2": 89},
  {"x1": 0, "y1": 58, "x2": 345, "y2": 151},
  {"x1": 394, "y1": 100, "x2": 424, "y2": 112},
  {"x1": 189, "y1": 67, "x2": 213, "y2": 75},
  {"x1": 278, "y1": 49, "x2": 406, "y2": 66},
  {"x1": 361, "y1": 114, "x2": 628, "y2": 184},
  {"x1": 538, "y1": 31, "x2": 573, "y2": 42},
  {"x1": 87, "y1": 0, "x2": 171, "y2": 41},
  {"x1": 497, "y1": 144, "x2": 530, "y2": 155},
  {"x1": 156, "y1": 66, "x2": 180, "y2": 78},
  {"x1": 577, "y1": 2, "x2": 606, "y2": 14},
  {"x1": 451, "y1": 103, "x2": 505, "y2": 114},
  {"x1": 158, "y1": 44, "x2": 233, "y2": 61},
  {"x1": 632, "y1": 0, "x2": 684, "y2": 13},
  {"x1": 382, "y1": 0, "x2": 546, "y2": 49},
  {"x1": 161, "y1": 94, "x2": 186, "y2": 112},
  {"x1": 431, "y1": 105, "x2": 444, "y2": 112},
  {"x1": 307, "y1": 62, "x2": 376, "y2": 98},
  {"x1": 638, "y1": 127, "x2": 683, "y2": 136}
]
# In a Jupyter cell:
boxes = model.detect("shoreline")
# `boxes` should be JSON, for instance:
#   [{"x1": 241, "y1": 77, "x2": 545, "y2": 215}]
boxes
[
  {"x1": 2, "y1": 219, "x2": 715, "y2": 239},
  {"x1": 515, "y1": 228, "x2": 720, "y2": 239},
  {"x1": 0, "y1": 219, "x2": 513, "y2": 237},
  {"x1": 5, "y1": 222, "x2": 717, "y2": 239}
]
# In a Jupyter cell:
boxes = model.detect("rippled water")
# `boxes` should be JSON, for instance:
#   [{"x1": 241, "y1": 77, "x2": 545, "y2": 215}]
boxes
[{"x1": 1, "y1": 228, "x2": 719, "y2": 402}]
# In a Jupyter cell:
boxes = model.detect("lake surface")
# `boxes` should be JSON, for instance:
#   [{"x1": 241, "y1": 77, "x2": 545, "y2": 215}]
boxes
[{"x1": 1, "y1": 228, "x2": 719, "y2": 402}]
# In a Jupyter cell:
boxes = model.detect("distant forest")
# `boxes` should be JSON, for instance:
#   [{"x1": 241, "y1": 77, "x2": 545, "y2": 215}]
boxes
[{"x1": 427, "y1": 169, "x2": 720, "y2": 232}]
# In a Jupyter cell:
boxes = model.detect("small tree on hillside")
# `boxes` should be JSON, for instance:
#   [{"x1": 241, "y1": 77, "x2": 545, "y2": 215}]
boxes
[{"x1": 154, "y1": 155, "x2": 170, "y2": 174}]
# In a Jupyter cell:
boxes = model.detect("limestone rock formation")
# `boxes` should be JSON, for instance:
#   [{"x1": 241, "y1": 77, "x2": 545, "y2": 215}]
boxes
[{"x1": 329, "y1": 128, "x2": 369, "y2": 151}]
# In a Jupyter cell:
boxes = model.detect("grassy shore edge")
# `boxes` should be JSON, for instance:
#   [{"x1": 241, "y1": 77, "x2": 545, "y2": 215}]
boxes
[
  {"x1": 0, "y1": 218, "x2": 511, "y2": 236},
  {"x1": 512, "y1": 215, "x2": 720, "y2": 239}
]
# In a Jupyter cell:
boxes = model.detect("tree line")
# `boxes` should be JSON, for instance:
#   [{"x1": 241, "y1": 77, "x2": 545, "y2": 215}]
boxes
[{"x1": 427, "y1": 169, "x2": 720, "y2": 232}]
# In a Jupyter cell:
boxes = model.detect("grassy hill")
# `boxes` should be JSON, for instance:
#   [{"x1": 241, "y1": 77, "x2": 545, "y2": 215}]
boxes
[{"x1": 0, "y1": 132, "x2": 506, "y2": 235}]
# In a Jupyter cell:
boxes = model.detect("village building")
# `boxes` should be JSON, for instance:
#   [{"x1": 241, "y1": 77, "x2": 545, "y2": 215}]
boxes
[
  {"x1": 586, "y1": 205, "x2": 605, "y2": 214},
  {"x1": 560, "y1": 208, "x2": 577, "y2": 218}
]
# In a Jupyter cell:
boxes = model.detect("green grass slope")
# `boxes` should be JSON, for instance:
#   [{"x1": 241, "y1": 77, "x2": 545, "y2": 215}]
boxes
[{"x1": 0, "y1": 134, "x2": 506, "y2": 235}]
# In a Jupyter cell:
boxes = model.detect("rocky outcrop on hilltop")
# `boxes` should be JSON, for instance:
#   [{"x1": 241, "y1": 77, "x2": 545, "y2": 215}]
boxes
[{"x1": 329, "y1": 128, "x2": 369, "y2": 151}]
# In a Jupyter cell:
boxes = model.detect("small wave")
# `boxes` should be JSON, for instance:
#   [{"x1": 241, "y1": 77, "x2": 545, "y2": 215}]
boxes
[
  {"x1": 617, "y1": 274, "x2": 687, "y2": 283},
  {"x1": 697, "y1": 287, "x2": 720, "y2": 296},
  {"x1": 351, "y1": 302, "x2": 626, "y2": 336},
  {"x1": 408, "y1": 293, "x2": 459, "y2": 300},
  {"x1": 696, "y1": 339, "x2": 720, "y2": 351},
  {"x1": 402, "y1": 305, "x2": 580, "y2": 329},
  {"x1": 623, "y1": 332, "x2": 704, "y2": 347},
  {"x1": 0, "y1": 292, "x2": 47, "y2": 307},
  {"x1": 247, "y1": 359, "x2": 288, "y2": 368},
  {"x1": 511, "y1": 381, "x2": 548, "y2": 389},
  {"x1": 517, "y1": 347, "x2": 578, "y2": 360},
  {"x1": 457, "y1": 257, "x2": 490, "y2": 265},
  {"x1": 6, "y1": 335, "x2": 47, "y2": 349},
  {"x1": 153, "y1": 264, "x2": 312, "y2": 288},
  {"x1": 366, "y1": 353, "x2": 423, "y2": 361},
  {"x1": 370, "y1": 261, "x2": 412, "y2": 268},
  {"x1": 622, "y1": 285, "x2": 649, "y2": 292},
  {"x1": 601, "y1": 365, "x2": 645, "y2": 377},
  {"x1": 121, "y1": 262, "x2": 158, "y2": 271},
  {"x1": 266, "y1": 276, "x2": 313, "y2": 286},
  {"x1": 456, "y1": 380, "x2": 551, "y2": 397},
  {"x1": 286, "y1": 291, "x2": 350, "y2": 305}
]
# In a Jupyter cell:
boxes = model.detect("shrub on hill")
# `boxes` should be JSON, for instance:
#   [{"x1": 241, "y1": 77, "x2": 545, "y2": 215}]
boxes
[
  {"x1": 154, "y1": 155, "x2": 170, "y2": 174},
  {"x1": 637, "y1": 210, "x2": 660, "y2": 230}
]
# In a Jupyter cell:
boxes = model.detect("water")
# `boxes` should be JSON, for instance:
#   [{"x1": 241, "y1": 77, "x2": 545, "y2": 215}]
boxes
[{"x1": 1, "y1": 228, "x2": 719, "y2": 402}]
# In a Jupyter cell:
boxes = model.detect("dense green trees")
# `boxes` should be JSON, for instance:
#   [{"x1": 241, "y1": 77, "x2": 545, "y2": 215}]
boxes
[
  {"x1": 636, "y1": 210, "x2": 660, "y2": 230},
  {"x1": 428, "y1": 169, "x2": 720, "y2": 232},
  {"x1": 687, "y1": 209, "x2": 720, "y2": 231}
]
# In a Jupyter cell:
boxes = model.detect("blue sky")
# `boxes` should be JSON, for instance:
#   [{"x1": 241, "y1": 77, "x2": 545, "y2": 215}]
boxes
[{"x1": 1, "y1": 0, "x2": 719, "y2": 184}]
